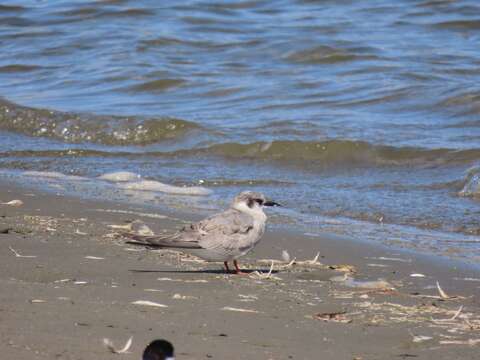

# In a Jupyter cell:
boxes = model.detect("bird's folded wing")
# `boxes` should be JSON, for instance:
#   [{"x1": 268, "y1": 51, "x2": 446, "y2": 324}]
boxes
[{"x1": 123, "y1": 233, "x2": 202, "y2": 249}]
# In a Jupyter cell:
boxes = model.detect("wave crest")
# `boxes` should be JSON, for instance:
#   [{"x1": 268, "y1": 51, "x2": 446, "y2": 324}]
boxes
[{"x1": 0, "y1": 99, "x2": 199, "y2": 145}]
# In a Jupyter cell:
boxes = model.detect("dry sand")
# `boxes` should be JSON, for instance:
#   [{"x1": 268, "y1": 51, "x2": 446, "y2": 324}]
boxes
[{"x1": 1, "y1": 181, "x2": 480, "y2": 359}]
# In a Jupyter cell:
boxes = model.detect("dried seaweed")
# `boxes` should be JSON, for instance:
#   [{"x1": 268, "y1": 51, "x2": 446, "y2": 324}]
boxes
[{"x1": 314, "y1": 311, "x2": 352, "y2": 323}]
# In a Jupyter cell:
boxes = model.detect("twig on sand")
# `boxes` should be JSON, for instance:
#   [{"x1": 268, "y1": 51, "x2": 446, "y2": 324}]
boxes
[
  {"x1": 249, "y1": 261, "x2": 281, "y2": 280},
  {"x1": 258, "y1": 251, "x2": 322, "y2": 269},
  {"x1": 305, "y1": 252, "x2": 321, "y2": 265},
  {"x1": 8, "y1": 246, "x2": 36, "y2": 258},
  {"x1": 410, "y1": 282, "x2": 465, "y2": 300},
  {"x1": 437, "y1": 281, "x2": 453, "y2": 299},
  {"x1": 103, "y1": 336, "x2": 133, "y2": 354},
  {"x1": 431, "y1": 306, "x2": 464, "y2": 323}
]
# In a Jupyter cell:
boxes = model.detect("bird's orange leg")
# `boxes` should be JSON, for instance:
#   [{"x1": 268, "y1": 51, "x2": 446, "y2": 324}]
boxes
[
  {"x1": 223, "y1": 261, "x2": 231, "y2": 273},
  {"x1": 233, "y1": 260, "x2": 248, "y2": 275}
]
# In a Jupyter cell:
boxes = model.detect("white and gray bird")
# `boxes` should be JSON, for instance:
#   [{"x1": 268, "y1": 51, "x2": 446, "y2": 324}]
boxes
[{"x1": 123, "y1": 191, "x2": 280, "y2": 274}]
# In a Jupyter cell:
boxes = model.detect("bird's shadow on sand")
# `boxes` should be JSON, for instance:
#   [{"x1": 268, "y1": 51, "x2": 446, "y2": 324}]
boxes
[{"x1": 129, "y1": 268, "x2": 279, "y2": 274}]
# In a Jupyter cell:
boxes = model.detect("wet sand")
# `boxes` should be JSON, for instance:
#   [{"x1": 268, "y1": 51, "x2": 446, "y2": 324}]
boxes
[{"x1": 1, "y1": 181, "x2": 480, "y2": 359}]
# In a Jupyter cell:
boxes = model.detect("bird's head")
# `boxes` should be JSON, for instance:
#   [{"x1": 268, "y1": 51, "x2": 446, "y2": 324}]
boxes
[
  {"x1": 232, "y1": 191, "x2": 281, "y2": 214},
  {"x1": 143, "y1": 339, "x2": 175, "y2": 360}
]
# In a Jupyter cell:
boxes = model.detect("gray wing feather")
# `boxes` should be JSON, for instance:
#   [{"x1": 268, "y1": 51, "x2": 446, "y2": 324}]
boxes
[{"x1": 124, "y1": 233, "x2": 202, "y2": 249}]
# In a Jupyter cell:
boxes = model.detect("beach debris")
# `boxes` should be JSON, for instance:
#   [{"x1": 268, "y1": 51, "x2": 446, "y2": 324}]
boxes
[
  {"x1": 258, "y1": 252, "x2": 323, "y2": 269},
  {"x1": 410, "y1": 273, "x2": 426, "y2": 278},
  {"x1": 352, "y1": 300, "x2": 480, "y2": 334},
  {"x1": 328, "y1": 264, "x2": 356, "y2": 273},
  {"x1": 1, "y1": 199, "x2": 23, "y2": 206},
  {"x1": 411, "y1": 334, "x2": 433, "y2": 343},
  {"x1": 74, "y1": 281, "x2": 88, "y2": 285},
  {"x1": 8, "y1": 246, "x2": 36, "y2": 258},
  {"x1": 281, "y1": 250, "x2": 291, "y2": 262},
  {"x1": 184, "y1": 279, "x2": 208, "y2": 283},
  {"x1": 314, "y1": 311, "x2": 352, "y2": 323},
  {"x1": 238, "y1": 294, "x2": 258, "y2": 302},
  {"x1": 131, "y1": 300, "x2": 168, "y2": 308},
  {"x1": 85, "y1": 256, "x2": 104, "y2": 260},
  {"x1": 222, "y1": 306, "x2": 259, "y2": 313},
  {"x1": 436, "y1": 281, "x2": 452, "y2": 299},
  {"x1": 75, "y1": 229, "x2": 88, "y2": 235},
  {"x1": 29, "y1": 299, "x2": 46, "y2": 303},
  {"x1": 439, "y1": 339, "x2": 480, "y2": 346},
  {"x1": 172, "y1": 293, "x2": 197, "y2": 300},
  {"x1": 431, "y1": 306, "x2": 463, "y2": 323},
  {"x1": 180, "y1": 257, "x2": 207, "y2": 263},
  {"x1": 108, "y1": 223, "x2": 133, "y2": 231},
  {"x1": 410, "y1": 282, "x2": 465, "y2": 301},
  {"x1": 367, "y1": 263, "x2": 389, "y2": 268},
  {"x1": 304, "y1": 252, "x2": 322, "y2": 266},
  {"x1": 54, "y1": 278, "x2": 71, "y2": 283},
  {"x1": 124, "y1": 247, "x2": 143, "y2": 252},
  {"x1": 144, "y1": 289, "x2": 164, "y2": 292},
  {"x1": 257, "y1": 257, "x2": 295, "y2": 269},
  {"x1": 249, "y1": 261, "x2": 281, "y2": 280},
  {"x1": 103, "y1": 336, "x2": 133, "y2": 354}
]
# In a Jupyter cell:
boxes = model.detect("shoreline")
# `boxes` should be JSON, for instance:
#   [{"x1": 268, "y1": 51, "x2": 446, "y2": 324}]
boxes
[
  {"x1": 1, "y1": 180, "x2": 480, "y2": 359},
  {"x1": 2, "y1": 170, "x2": 479, "y2": 269}
]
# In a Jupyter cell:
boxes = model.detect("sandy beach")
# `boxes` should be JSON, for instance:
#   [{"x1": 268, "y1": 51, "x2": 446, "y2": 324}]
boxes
[{"x1": 0, "y1": 181, "x2": 479, "y2": 360}]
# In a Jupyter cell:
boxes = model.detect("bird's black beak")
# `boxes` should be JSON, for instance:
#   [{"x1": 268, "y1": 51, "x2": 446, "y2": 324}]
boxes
[{"x1": 264, "y1": 200, "x2": 282, "y2": 207}]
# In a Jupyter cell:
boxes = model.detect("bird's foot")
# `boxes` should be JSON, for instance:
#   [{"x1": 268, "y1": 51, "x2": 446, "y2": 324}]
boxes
[
  {"x1": 234, "y1": 270, "x2": 249, "y2": 276},
  {"x1": 233, "y1": 260, "x2": 248, "y2": 276}
]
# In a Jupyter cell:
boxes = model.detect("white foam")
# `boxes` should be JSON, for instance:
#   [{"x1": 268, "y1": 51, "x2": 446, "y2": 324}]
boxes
[
  {"x1": 459, "y1": 166, "x2": 480, "y2": 197},
  {"x1": 116, "y1": 180, "x2": 211, "y2": 196},
  {"x1": 98, "y1": 171, "x2": 141, "y2": 182}
]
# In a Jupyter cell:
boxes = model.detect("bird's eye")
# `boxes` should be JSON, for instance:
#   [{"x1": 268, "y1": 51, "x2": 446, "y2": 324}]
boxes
[{"x1": 255, "y1": 199, "x2": 264, "y2": 205}]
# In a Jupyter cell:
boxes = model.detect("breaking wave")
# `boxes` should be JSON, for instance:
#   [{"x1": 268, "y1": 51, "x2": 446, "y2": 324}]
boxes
[
  {"x1": 183, "y1": 140, "x2": 480, "y2": 167},
  {"x1": 3, "y1": 140, "x2": 480, "y2": 169},
  {"x1": 0, "y1": 99, "x2": 200, "y2": 145}
]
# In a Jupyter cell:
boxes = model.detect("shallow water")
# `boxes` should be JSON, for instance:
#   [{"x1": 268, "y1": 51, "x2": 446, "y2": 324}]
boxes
[{"x1": 1, "y1": 0, "x2": 480, "y2": 260}]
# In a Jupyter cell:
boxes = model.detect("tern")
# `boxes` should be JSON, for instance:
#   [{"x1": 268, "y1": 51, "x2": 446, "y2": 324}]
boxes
[{"x1": 124, "y1": 191, "x2": 280, "y2": 274}]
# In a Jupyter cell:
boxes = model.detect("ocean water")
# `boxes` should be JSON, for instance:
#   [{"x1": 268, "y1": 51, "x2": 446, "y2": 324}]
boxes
[{"x1": 0, "y1": 0, "x2": 479, "y2": 260}]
